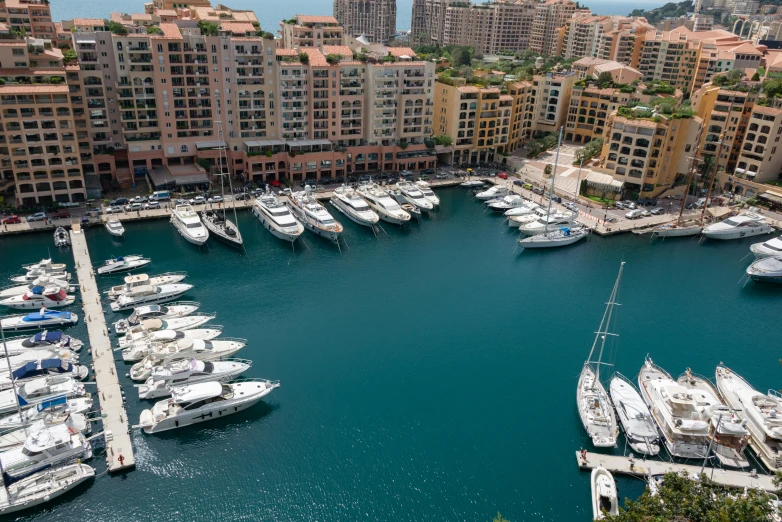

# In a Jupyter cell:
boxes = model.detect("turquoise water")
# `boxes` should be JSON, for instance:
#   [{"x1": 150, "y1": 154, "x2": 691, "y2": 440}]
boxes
[{"x1": 0, "y1": 187, "x2": 779, "y2": 521}]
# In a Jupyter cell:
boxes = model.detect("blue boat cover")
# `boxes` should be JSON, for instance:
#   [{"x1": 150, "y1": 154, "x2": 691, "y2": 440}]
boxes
[
  {"x1": 12, "y1": 359, "x2": 71, "y2": 380},
  {"x1": 36, "y1": 395, "x2": 67, "y2": 412},
  {"x1": 23, "y1": 311, "x2": 70, "y2": 322},
  {"x1": 31, "y1": 286, "x2": 44, "y2": 295},
  {"x1": 116, "y1": 256, "x2": 124, "y2": 261},
  {"x1": 33, "y1": 331, "x2": 63, "y2": 343},
  {"x1": 561, "y1": 227, "x2": 571, "y2": 236}
]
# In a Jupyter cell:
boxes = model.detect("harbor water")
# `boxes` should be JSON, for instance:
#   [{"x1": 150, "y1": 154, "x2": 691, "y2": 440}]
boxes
[{"x1": 0, "y1": 187, "x2": 779, "y2": 521}]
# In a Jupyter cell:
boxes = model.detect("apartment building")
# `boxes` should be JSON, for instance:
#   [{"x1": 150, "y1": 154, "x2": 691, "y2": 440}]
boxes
[
  {"x1": 410, "y1": 0, "x2": 448, "y2": 47},
  {"x1": 507, "y1": 80, "x2": 534, "y2": 150},
  {"x1": 565, "y1": 86, "x2": 633, "y2": 144},
  {"x1": 0, "y1": 0, "x2": 55, "y2": 40},
  {"x1": 434, "y1": 79, "x2": 514, "y2": 165},
  {"x1": 561, "y1": 14, "x2": 634, "y2": 59},
  {"x1": 735, "y1": 106, "x2": 782, "y2": 183},
  {"x1": 598, "y1": 111, "x2": 703, "y2": 198},
  {"x1": 604, "y1": 20, "x2": 652, "y2": 66},
  {"x1": 693, "y1": 40, "x2": 763, "y2": 93},
  {"x1": 441, "y1": 1, "x2": 537, "y2": 55},
  {"x1": 530, "y1": 71, "x2": 577, "y2": 135},
  {"x1": 571, "y1": 57, "x2": 642, "y2": 83},
  {"x1": 530, "y1": 0, "x2": 577, "y2": 56},
  {"x1": 280, "y1": 15, "x2": 345, "y2": 49},
  {"x1": 333, "y1": 0, "x2": 396, "y2": 44}
]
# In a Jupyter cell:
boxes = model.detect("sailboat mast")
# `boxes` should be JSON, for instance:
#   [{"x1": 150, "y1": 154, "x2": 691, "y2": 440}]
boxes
[
  {"x1": 678, "y1": 155, "x2": 700, "y2": 225},
  {"x1": 543, "y1": 127, "x2": 563, "y2": 236},
  {"x1": 0, "y1": 321, "x2": 24, "y2": 429},
  {"x1": 587, "y1": 262, "x2": 624, "y2": 383},
  {"x1": 700, "y1": 134, "x2": 724, "y2": 226},
  {"x1": 570, "y1": 159, "x2": 583, "y2": 228}
]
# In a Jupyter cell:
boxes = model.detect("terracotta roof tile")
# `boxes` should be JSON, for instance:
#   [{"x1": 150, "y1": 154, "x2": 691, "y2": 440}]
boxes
[
  {"x1": 276, "y1": 48, "x2": 298, "y2": 56},
  {"x1": 297, "y1": 15, "x2": 339, "y2": 24},
  {"x1": 151, "y1": 23, "x2": 182, "y2": 40},
  {"x1": 301, "y1": 47, "x2": 327, "y2": 67},
  {"x1": 322, "y1": 45, "x2": 353, "y2": 57},
  {"x1": 218, "y1": 22, "x2": 255, "y2": 34},
  {"x1": 73, "y1": 18, "x2": 105, "y2": 26},
  {"x1": 387, "y1": 47, "x2": 416, "y2": 58}
]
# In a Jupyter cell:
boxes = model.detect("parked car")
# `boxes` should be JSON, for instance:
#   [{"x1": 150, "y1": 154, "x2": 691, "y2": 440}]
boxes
[
  {"x1": 625, "y1": 209, "x2": 643, "y2": 219},
  {"x1": 27, "y1": 212, "x2": 47, "y2": 222},
  {"x1": 419, "y1": 174, "x2": 431, "y2": 181},
  {"x1": 105, "y1": 206, "x2": 123, "y2": 214},
  {"x1": 143, "y1": 201, "x2": 160, "y2": 210},
  {"x1": 126, "y1": 203, "x2": 144, "y2": 212},
  {"x1": 436, "y1": 173, "x2": 448, "y2": 180},
  {"x1": 189, "y1": 196, "x2": 206, "y2": 205},
  {"x1": 234, "y1": 193, "x2": 250, "y2": 201},
  {"x1": 422, "y1": 169, "x2": 435, "y2": 175},
  {"x1": 400, "y1": 171, "x2": 415, "y2": 178},
  {"x1": 513, "y1": 179, "x2": 524, "y2": 187},
  {"x1": 650, "y1": 207, "x2": 665, "y2": 215},
  {"x1": 564, "y1": 202, "x2": 578, "y2": 212},
  {"x1": 551, "y1": 195, "x2": 562, "y2": 203},
  {"x1": 2, "y1": 215, "x2": 21, "y2": 224},
  {"x1": 52, "y1": 210, "x2": 70, "y2": 219},
  {"x1": 623, "y1": 201, "x2": 637, "y2": 210},
  {"x1": 174, "y1": 199, "x2": 187, "y2": 206},
  {"x1": 358, "y1": 175, "x2": 371, "y2": 183},
  {"x1": 641, "y1": 210, "x2": 651, "y2": 217},
  {"x1": 207, "y1": 195, "x2": 223, "y2": 204},
  {"x1": 110, "y1": 197, "x2": 129, "y2": 206},
  {"x1": 334, "y1": 177, "x2": 345, "y2": 185},
  {"x1": 531, "y1": 187, "x2": 545, "y2": 196},
  {"x1": 497, "y1": 172, "x2": 508, "y2": 180},
  {"x1": 614, "y1": 201, "x2": 627, "y2": 209},
  {"x1": 88, "y1": 208, "x2": 102, "y2": 216},
  {"x1": 320, "y1": 177, "x2": 334, "y2": 185},
  {"x1": 130, "y1": 196, "x2": 147, "y2": 204}
]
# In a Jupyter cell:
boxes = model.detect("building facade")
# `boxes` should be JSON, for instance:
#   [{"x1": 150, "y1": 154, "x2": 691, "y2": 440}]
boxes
[
  {"x1": 441, "y1": 1, "x2": 536, "y2": 55},
  {"x1": 333, "y1": 0, "x2": 396, "y2": 44},
  {"x1": 529, "y1": 0, "x2": 577, "y2": 56}
]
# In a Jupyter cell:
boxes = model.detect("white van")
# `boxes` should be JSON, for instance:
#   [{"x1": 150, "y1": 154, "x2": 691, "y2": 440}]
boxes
[
  {"x1": 149, "y1": 190, "x2": 171, "y2": 202},
  {"x1": 625, "y1": 209, "x2": 644, "y2": 219}
]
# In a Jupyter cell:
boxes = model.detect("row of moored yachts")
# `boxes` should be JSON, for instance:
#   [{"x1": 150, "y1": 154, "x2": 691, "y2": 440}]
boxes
[{"x1": 170, "y1": 181, "x2": 441, "y2": 247}]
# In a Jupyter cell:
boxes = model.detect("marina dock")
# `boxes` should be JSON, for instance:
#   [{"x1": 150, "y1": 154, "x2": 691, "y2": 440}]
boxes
[
  {"x1": 576, "y1": 451, "x2": 776, "y2": 491},
  {"x1": 70, "y1": 224, "x2": 135, "y2": 473}
]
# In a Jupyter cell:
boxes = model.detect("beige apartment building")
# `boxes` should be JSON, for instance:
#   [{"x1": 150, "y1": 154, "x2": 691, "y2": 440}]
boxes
[
  {"x1": 561, "y1": 14, "x2": 633, "y2": 59},
  {"x1": 0, "y1": 0, "x2": 55, "y2": 40},
  {"x1": 530, "y1": 0, "x2": 577, "y2": 56},
  {"x1": 410, "y1": 0, "x2": 448, "y2": 47},
  {"x1": 529, "y1": 71, "x2": 577, "y2": 135},
  {"x1": 333, "y1": 0, "x2": 396, "y2": 44},
  {"x1": 565, "y1": 86, "x2": 633, "y2": 144},
  {"x1": 735, "y1": 106, "x2": 782, "y2": 183},
  {"x1": 507, "y1": 80, "x2": 535, "y2": 150},
  {"x1": 280, "y1": 15, "x2": 345, "y2": 49},
  {"x1": 441, "y1": 1, "x2": 537, "y2": 55}
]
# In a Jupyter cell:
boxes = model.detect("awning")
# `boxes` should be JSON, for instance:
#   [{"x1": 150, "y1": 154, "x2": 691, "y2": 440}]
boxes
[
  {"x1": 244, "y1": 139, "x2": 285, "y2": 148},
  {"x1": 76, "y1": 40, "x2": 96, "y2": 45},
  {"x1": 759, "y1": 191, "x2": 782, "y2": 205},
  {"x1": 195, "y1": 141, "x2": 226, "y2": 149},
  {"x1": 147, "y1": 166, "x2": 208, "y2": 189}
]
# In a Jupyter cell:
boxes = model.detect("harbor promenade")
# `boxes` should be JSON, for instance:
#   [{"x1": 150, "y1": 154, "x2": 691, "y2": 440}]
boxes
[
  {"x1": 576, "y1": 451, "x2": 776, "y2": 491},
  {"x1": 70, "y1": 224, "x2": 135, "y2": 473}
]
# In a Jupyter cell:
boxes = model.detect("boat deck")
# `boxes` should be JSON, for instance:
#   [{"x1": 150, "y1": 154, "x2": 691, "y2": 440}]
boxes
[
  {"x1": 576, "y1": 451, "x2": 775, "y2": 491},
  {"x1": 70, "y1": 224, "x2": 135, "y2": 473}
]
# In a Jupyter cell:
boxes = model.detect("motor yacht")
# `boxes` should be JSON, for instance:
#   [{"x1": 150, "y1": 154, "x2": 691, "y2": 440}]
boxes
[
  {"x1": 0, "y1": 310, "x2": 78, "y2": 331},
  {"x1": 505, "y1": 202, "x2": 541, "y2": 217},
  {"x1": 518, "y1": 212, "x2": 574, "y2": 236},
  {"x1": 106, "y1": 272, "x2": 187, "y2": 300},
  {"x1": 170, "y1": 203, "x2": 209, "y2": 246},
  {"x1": 638, "y1": 357, "x2": 710, "y2": 459},
  {"x1": 201, "y1": 209, "x2": 243, "y2": 248},
  {"x1": 474, "y1": 185, "x2": 510, "y2": 201},
  {"x1": 139, "y1": 379, "x2": 280, "y2": 434},
  {"x1": 518, "y1": 226, "x2": 588, "y2": 249},
  {"x1": 0, "y1": 277, "x2": 75, "y2": 299},
  {"x1": 53, "y1": 227, "x2": 70, "y2": 248},
  {"x1": 0, "y1": 423, "x2": 91, "y2": 480},
  {"x1": 750, "y1": 235, "x2": 782, "y2": 259},
  {"x1": 137, "y1": 358, "x2": 252, "y2": 399},
  {"x1": 21, "y1": 259, "x2": 66, "y2": 272},
  {"x1": 9, "y1": 269, "x2": 71, "y2": 285},
  {"x1": 286, "y1": 190, "x2": 344, "y2": 243},
  {"x1": 0, "y1": 285, "x2": 75, "y2": 310},
  {"x1": 0, "y1": 463, "x2": 94, "y2": 515},
  {"x1": 716, "y1": 365, "x2": 782, "y2": 470},
  {"x1": 0, "y1": 359, "x2": 88, "y2": 392},
  {"x1": 112, "y1": 302, "x2": 202, "y2": 335},
  {"x1": 508, "y1": 208, "x2": 547, "y2": 228},
  {"x1": 608, "y1": 373, "x2": 660, "y2": 456},
  {"x1": 415, "y1": 181, "x2": 440, "y2": 206},
  {"x1": 0, "y1": 376, "x2": 85, "y2": 415},
  {"x1": 109, "y1": 280, "x2": 193, "y2": 312},
  {"x1": 746, "y1": 256, "x2": 782, "y2": 284},
  {"x1": 122, "y1": 337, "x2": 246, "y2": 363},
  {"x1": 96, "y1": 255, "x2": 151, "y2": 275},
  {"x1": 105, "y1": 219, "x2": 125, "y2": 237},
  {"x1": 702, "y1": 212, "x2": 774, "y2": 240},
  {"x1": 329, "y1": 186, "x2": 379, "y2": 227},
  {"x1": 0, "y1": 331, "x2": 83, "y2": 355},
  {"x1": 396, "y1": 181, "x2": 434, "y2": 212},
  {"x1": 591, "y1": 467, "x2": 619, "y2": 520},
  {"x1": 0, "y1": 396, "x2": 93, "y2": 430},
  {"x1": 252, "y1": 194, "x2": 304, "y2": 243},
  {"x1": 677, "y1": 368, "x2": 749, "y2": 468},
  {"x1": 119, "y1": 325, "x2": 223, "y2": 350},
  {"x1": 118, "y1": 316, "x2": 215, "y2": 345},
  {"x1": 487, "y1": 195, "x2": 524, "y2": 212},
  {"x1": 0, "y1": 411, "x2": 90, "y2": 452},
  {"x1": 357, "y1": 183, "x2": 411, "y2": 225}
]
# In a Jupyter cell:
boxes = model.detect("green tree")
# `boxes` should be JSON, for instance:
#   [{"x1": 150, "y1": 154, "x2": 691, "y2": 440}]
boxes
[
  {"x1": 451, "y1": 46, "x2": 472, "y2": 67},
  {"x1": 596, "y1": 71, "x2": 614, "y2": 89},
  {"x1": 62, "y1": 48, "x2": 77, "y2": 64},
  {"x1": 298, "y1": 52, "x2": 309, "y2": 64},
  {"x1": 763, "y1": 79, "x2": 782, "y2": 99},
  {"x1": 146, "y1": 25, "x2": 162, "y2": 35},
  {"x1": 197, "y1": 21, "x2": 218, "y2": 36},
  {"x1": 544, "y1": 164, "x2": 553, "y2": 177},
  {"x1": 433, "y1": 135, "x2": 452, "y2": 146},
  {"x1": 107, "y1": 20, "x2": 128, "y2": 35}
]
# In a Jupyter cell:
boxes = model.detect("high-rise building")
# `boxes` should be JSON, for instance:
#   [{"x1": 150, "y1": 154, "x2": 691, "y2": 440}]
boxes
[
  {"x1": 280, "y1": 15, "x2": 345, "y2": 49},
  {"x1": 0, "y1": 0, "x2": 56, "y2": 39},
  {"x1": 530, "y1": 0, "x2": 577, "y2": 56},
  {"x1": 410, "y1": 0, "x2": 448, "y2": 47},
  {"x1": 441, "y1": 1, "x2": 536, "y2": 55},
  {"x1": 529, "y1": 71, "x2": 577, "y2": 135},
  {"x1": 560, "y1": 15, "x2": 652, "y2": 60},
  {"x1": 333, "y1": 0, "x2": 396, "y2": 44}
]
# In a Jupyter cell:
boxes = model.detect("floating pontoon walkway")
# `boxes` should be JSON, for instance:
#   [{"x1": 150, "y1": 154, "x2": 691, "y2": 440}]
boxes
[
  {"x1": 70, "y1": 224, "x2": 135, "y2": 472},
  {"x1": 576, "y1": 451, "x2": 775, "y2": 491}
]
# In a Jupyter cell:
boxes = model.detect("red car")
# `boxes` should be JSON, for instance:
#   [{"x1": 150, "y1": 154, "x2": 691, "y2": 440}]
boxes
[
  {"x1": 2, "y1": 215, "x2": 21, "y2": 224},
  {"x1": 270, "y1": 180, "x2": 281, "y2": 187},
  {"x1": 52, "y1": 209, "x2": 70, "y2": 219},
  {"x1": 497, "y1": 172, "x2": 508, "y2": 179}
]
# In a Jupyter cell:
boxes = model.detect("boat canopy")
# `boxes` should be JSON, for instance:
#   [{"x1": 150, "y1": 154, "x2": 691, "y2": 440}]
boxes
[
  {"x1": 35, "y1": 395, "x2": 67, "y2": 412},
  {"x1": 116, "y1": 256, "x2": 125, "y2": 261},
  {"x1": 12, "y1": 359, "x2": 72, "y2": 380},
  {"x1": 33, "y1": 331, "x2": 63, "y2": 343},
  {"x1": 141, "y1": 319, "x2": 164, "y2": 330},
  {"x1": 23, "y1": 311, "x2": 71, "y2": 322},
  {"x1": 31, "y1": 286, "x2": 44, "y2": 295}
]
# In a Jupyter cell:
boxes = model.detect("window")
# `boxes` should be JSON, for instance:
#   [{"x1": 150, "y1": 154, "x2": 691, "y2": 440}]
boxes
[{"x1": 180, "y1": 145, "x2": 188, "y2": 153}]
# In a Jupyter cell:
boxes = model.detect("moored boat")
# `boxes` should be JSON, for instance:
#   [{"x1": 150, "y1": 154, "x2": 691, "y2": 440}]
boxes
[
  {"x1": 122, "y1": 337, "x2": 245, "y2": 363},
  {"x1": 137, "y1": 358, "x2": 252, "y2": 399},
  {"x1": 106, "y1": 272, "x2": 187, "y2": 300},
  {"x1": 474, "y1": 185, "x2": 510, "y2": 201},
  {"x1": 109, "y1": 280, "x2": 193, "y2": 312},
  {"x1": 750, "y1": 235, "x2": 782, "y2": 259},
  {"x1": 0, "y1": 277, "x2": 75, "y2": 299},
  {"x1": 252, "y1": 194, "x2": 304, "y2": 243},
  {"x1": 329, "y1": 185, "x2": 379, "y2": 227},
  {"x1": 357, "y1": 183, "x2": 411, "y2": 226},
  {"x1": 0, "y1": 310, "x2": 78, "y2": 331},
  {"x1": 0, "y1": 286, "x2": 75, "y2": 310},
  {"x1": 53, "y1": 227, "x2": 70, "y2": 248},
  {"x1": 105, "y1": 219, "x2": 125, "y2": 237},
  {"x1": 286, "y1": 189, "x2": 343, "y2": 243},
  {"x1": 702, "y1": 212, "x2": 774, "y2": 240},
  {"x1": 0, "y1": 423, "x2": 91, "y2": 480},
  {"x1": 112, "y1": 302, "x2": 202, "y2": 334},
  {"x1": 96, "y1": 255, "x2": 151, "y2": 275},
  {"x1": 591, "y1": 467, "x2": 619, "y2": 520},
  {"x1": 396, "y1": 181, "x2": 434, "y2": 212},
  {"x1": 609, "y1": 373, "x2": 660, "y2": 456},
  {"x1": 170, "y1": 203, "x2": 209, "y2": 246},
  {"x1": 119, "y1": 325, "x2": 223, "y2": 350},
  {"x1": 0, "y1": 463, "x2": 94, "y2": 515},
  {"x1": 0, "y1": 331, "x2": 83, "y2": 355},
  {"x1": 746, "y1": 256, "x2": 782, "y2": 284},
  {"x1": 415, "y1": 180, "x2": 440, "y2": 206}
]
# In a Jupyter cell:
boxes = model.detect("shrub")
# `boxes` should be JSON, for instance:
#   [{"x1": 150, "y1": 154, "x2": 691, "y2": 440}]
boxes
[
  {"x1": 298, "y1": 53, "x2": 309, "y2": 64},
  {"x1": 197, "y1": 21, "x2": 218, "y2": 37},
  {"x1": 107, "y1": 20, "x2": 128, "y2": 35},
  {"x1": 146, "y1": 26, "x2": 162, "y2": 35}
]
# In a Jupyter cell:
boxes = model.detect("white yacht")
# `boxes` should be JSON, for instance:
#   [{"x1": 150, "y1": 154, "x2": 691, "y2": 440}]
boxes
[
  {"x1": 106, "y1": 272, "x2": 187, "y2": 300},
  {"x1": 508, "y1": 208, "x2": 547, "y2": 228},
  {"x1": 0, "y1": 377, "x2": 85, "y2": 415},
  {"x1": 0, "y1": 424, "x2": 91, "y2": 480},
  {"x1": 21, "y1": 259, "x2": 66, "y2": 272},
  {"x1": 591, "y1": 467, "x2": 619, "y2": 520},
  {"x1": 0, "y1": 276, "x2": 74, "y2": 299},
  {"x1": 0, "y1": 331, "x2": 83, "y2": 355},
  {"x1": 118, "y1": 319, "x2": 221, "y2": 347},
  {"x1": 505, "y1": 201, "x2": 541, "y2": 217},
  {"x1": 577, "y1": 263, "x2": 622, "y2": 448},
  {"x1": 609, "y1": 373, "x2": 660, "y2": 456},
  {"x1": 651, "y1": 221, "x2": 703, "y2": 238},
  {"x1": 0, "y1": 285, "x2": 75, "y2": 310},
  {"x1": 474, "y1": 185, "x2": 510, "y2": 201},
  {"x1": 519, "y1": 212, "x2": 574, "y2": 236},
  {"x1": 96, "y1": 255, "x2": 151, "y2": 275},
  {"x1": 252, "y1": 194, "x2": 304, "y2": 243},
  {"x1": 396, "y1": 181, "x2": 434, "y2": 212},
  {"x1": 9, "y1": 269, "x2": 70, "y2": 284},
  {"x1": 416, "y1": 181, "x2": 440, "y2": 206},
  {"x1": 53, "y1": 227, "x2": 69, "y2": 248},
  {"x1": 518, "y1": 226, "x2": 588, "y2": 249},
  {"x1": 109, "y1": 279, "x2": 193, "y2": 312},
  {"x1": 170, "y1": 203, "x2": 209, "y2": 246},
  {"x1": 357, "y1": 183, "x2": 411, "y2": 225},
  {"x1": 751, "y1": 235, "x2": 782, "y2": 259},
  {"x1": 0, "y1": 359, "x2": 88, "y2": 392},
  {"x1": 0, "y1": 310, "x2": 78, "y2": 331},
  {"x1": 105, "y1": 219, "x2": 125, "y2": 237},
  {"x1": 112, "y1": 302, "x2": 202, "y2": 334},
  {"x1": 677, "y1": 368, "x2": 749, "y2": 468},
  {"x1": 122, "y1": 337, "x2": 245, "y2": 363},
  {"x1": 0, "y1": 396, "x2": 93, "y2": 430},
  {"x1": 121, "y1": 326, "x2": 223, "y2": 354},
  {"x1": 702, "y1": 212, "x2": 774, "y2": 240},
  {"x1": 0, "y1": 463, "x2": 94, "y2": 515},
  {"x1": 139, "y1": 379, "x2": 280, "y2": 434},
  {"x1": 638, "y1": 357, "x2": 710, "y2": 459},
  {"x1": 716, "y1": 365, "x2": 782, "y2": 470},
  {"x1": 487, "y1": 195, "x2": 524, "y2": 212},
  {"x1": 746, "y1": 256, "x2": 782, "y2": 284},
  {"x1": 330, "y1": 185, "x2": 379, "y2": 227},
  {"x1": 137, "y1": 358, "x2": 252, "y2": 399},
  {"x1": 460, "y1": 180, "x2": 484, "y2": 188},
  {"x1": 286, "y1": 190, "x2": 344, "y2": 243},
  {"x1": 0, "y1": 411, "x2": 90, "y2": 452}
]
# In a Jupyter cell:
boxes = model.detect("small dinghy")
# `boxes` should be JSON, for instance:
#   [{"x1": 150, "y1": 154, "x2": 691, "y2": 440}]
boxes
[
  {"x1": 105, "y1": 219, "x2": 125, "y2": 237},
  {"x1": 53, "y1": 227, "x2": 70, "y2": 248},
  {"x1": 96, "y1": 255, "x2": 151, "y2": 275},
  {"x1": 591, "y1": 467, "x2": 619, "y2": 520}
]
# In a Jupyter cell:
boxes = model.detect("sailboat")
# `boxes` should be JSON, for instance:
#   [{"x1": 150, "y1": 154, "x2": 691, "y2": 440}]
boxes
[
  {"x1": 576, "y1": 262, "x2": 623, "y2": 448},
  {"x1": 519, "y1": 128, "x2": 588, "y2": 249},
  {"x1": 200, "y1": 92, "x2": 242, "y2": 248}
]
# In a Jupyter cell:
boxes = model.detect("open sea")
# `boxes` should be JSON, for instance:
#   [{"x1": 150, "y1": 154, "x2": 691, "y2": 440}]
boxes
[{"x1": 0, "y1": 187, "x2": 779, "y2": 521}]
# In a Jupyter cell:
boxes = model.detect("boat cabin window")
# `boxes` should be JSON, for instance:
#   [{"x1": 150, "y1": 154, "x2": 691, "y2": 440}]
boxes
[
  {"x1": 269, "y1": 208, "x2": 289, "y2": 216},
  {"x1": 764, "y1": 243, "x2": 782, "y2": 251},
  {"x1": 183, "y1": 399, "x2": 209, "y2": 410},
  {"x1": 185, "y1": 222, "x2": 202, "y2": 229},
  {"x1": 722, "y1": 218, "x2": 740, "y2": 226},
  {"x1": 22, "y1": 448, "x2": 42, "y2": 456}
]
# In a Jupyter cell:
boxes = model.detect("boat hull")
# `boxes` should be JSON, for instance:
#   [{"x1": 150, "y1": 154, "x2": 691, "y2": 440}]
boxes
[
  {"x1": 170, "y1": 215, "x2": 209, "y2": 246},
  {"x1": 329, "y1": 198, "x2": 378, "y2": 228},
  {"x1": 0, "y1": 463, "x2": 94, "y2": 515},
  {"x1": 251, "y1": 206, "x2": 302, "y2": 242},
  {"x1": 202, "y1": 213, "x2": 243, "y2": 247},
  {"x1": 651, "y1": 225, "x2": 703, "y2": 237},
  {"x1": 519, "y1": 230, "x2": 587, "y2": 248},
  {"x1": 0, "y1": 296, "x2": 76, "y2": 310},
  {"x1": 110, "y1": 287, "x2": 192, "y2": 312},
  {"x1": 577, "y1": 365, "x2": 617, "y2": 447},
  {"x1": 703, "y1": 226, "x2": 774, "y2": 240}
]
